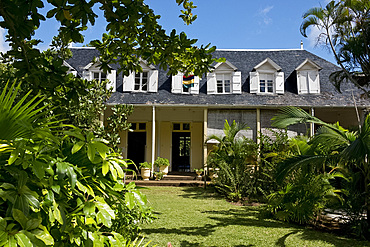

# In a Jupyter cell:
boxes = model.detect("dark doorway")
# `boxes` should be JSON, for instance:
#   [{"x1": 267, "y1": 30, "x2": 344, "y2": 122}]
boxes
[
  {"x1": 172, "y1": 132, "x2": 191, "y2": 171},
  {"x1": 127, "y1": 132, "x2": 146, "y2": 171}
]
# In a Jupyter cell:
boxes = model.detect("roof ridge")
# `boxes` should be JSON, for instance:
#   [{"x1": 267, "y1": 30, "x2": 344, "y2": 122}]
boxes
[
  {"x1": 69, "y1": 46, "x2": 96, "y2": 49},
  {"x1": 216, "y1": 48, "x2": 303, "y2": 51}
]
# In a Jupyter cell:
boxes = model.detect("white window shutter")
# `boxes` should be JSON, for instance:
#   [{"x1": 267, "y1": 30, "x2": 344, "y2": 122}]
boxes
[
  {"x1": 297, "y1": 71, "x2": 308, "y2": 94},
  {"x1": 232, "y1": 71, "x2": 242, "y2": 94},
  {"x1": 106, "y1": 70, "x2": 116, "y2": 92},
  {"x1": 148, "y1": 70, "x2": 158, "y2": 92},
  {"x1": 249, "y1": 71, "x2": 259, "y2": 94},
  {"x1": 207, "y1": 72, "x2": 217, "y2": 94},
  {"x1": 82, "y1": 70, "x2": 91, "y2": 81},
  {"x1": 171, "y1": 73, "x2": 182, "y2": 94},
  {"x1": 190, "y1": 76, "x2": 200, "y2": 94},
  {"x1": 123, "y1": 72, "x2": 134, "y2": 91},
  {"x1": 308, "y1": 71, "x2": 320, "y2": 94},
  {"x1": 275, "y1": 72, "x2": 285, "y2": 94}
]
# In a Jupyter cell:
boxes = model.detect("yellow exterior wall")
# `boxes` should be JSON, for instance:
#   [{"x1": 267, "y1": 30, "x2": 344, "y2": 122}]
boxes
[
  {"x1": 191, "y1": 122, "x2": 203, "y2": 170},
  {"x1": 156, "y1": 107, "x2": 203, "y2": 122},
  {"x1": 159, "y1": 121, "x2": 171, "y2": 162}
]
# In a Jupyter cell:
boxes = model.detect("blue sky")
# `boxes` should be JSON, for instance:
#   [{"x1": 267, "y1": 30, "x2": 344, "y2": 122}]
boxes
[{"x1": 0, "y1": 0, "x2": 335, "y2": 63}]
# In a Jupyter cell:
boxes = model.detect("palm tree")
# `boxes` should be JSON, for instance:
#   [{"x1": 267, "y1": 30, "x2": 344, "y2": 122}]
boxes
[
  {"x1": 300, "y1": 0, "x2": 370, "y2": 97},
  {"x1": 272, "y1": 106, "x2": 370, "y2": 235}
]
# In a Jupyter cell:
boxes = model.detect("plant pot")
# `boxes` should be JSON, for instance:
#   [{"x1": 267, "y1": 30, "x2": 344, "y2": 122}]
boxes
[
  {"x1": 141, "y1": 168, "x2": 151, "y2": 180},
  {"x1": 196, "y1": 171, "x2": 202, "y2": 177},
  {"x1": 159, "y1": 165, "x2": 169, "y2": 176}
]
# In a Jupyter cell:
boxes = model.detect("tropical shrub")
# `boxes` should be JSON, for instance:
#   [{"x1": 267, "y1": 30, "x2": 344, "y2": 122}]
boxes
[
  {"x1": 0, "y1": 82, "x2": 154, "y2": 246},
  {"x1": 266, "y1": 172, "x2": 341, "y2": 224},
  {"x1": 207, "y1": 120, "x2": 258, "y2": 201},
  {"x1": 270, "y1": 106, "x2": 370, "y2": 238}
]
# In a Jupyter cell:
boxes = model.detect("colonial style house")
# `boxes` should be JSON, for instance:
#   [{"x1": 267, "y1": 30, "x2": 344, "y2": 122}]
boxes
[{"x1": 66, "y1": 47, "x2": 370, "y2": 173}]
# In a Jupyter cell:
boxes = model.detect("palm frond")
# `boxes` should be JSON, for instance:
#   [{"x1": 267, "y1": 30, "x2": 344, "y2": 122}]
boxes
[
  {"x1": 275, "y1": 155, "x2": 329, "y2": 183},
  {"x1": 0, "y1": 81, "x2": 51, "y2": 142}
]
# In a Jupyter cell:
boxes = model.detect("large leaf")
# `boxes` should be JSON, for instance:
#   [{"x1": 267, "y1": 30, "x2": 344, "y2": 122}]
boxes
[
  {"x1": 15, "y1": 231, "x2": 32, "y2": 247},
  {"x1": 95, "y1": 197, "x2": 115, "y2": 228},
  {"x1": 32, "y1": 226, "x2": 54, "y2": 246}
]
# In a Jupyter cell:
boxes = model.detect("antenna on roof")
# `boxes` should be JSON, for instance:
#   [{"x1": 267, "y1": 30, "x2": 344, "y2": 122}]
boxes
[{"x1": 300, "y1": 41, "x2": 304, "y2": 50}]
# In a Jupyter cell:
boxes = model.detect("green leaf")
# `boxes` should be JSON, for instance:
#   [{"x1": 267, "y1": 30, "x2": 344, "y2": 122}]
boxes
[
  {"x1": 83, "y1": 201, "x2": 95, "y2": 216},
  {"x1": 32, "y1": 161, "x2": 45, "y2": 179},
  {"x1": 8, "y1": 235, "x2": 17, "y2": 247},
  {"x1": 64, "y1": 130, "x2": 85, "y2": 141},
  {"x1": 0, "y1": 183, "x2": 16, "y2": 190},
  {"x1": 95, "y1": 197, "x2": 115, "y2": 228},
  {"x1": 15, "y1": 231, "x2": 32, "y2": 247},
  {"x1": 85, "y1": 218, "x2": 96, "y2": 226},
  {"x1": 25, "y1": 218, "x2": 41, "y2": 231},
  {"x1": 52, "y1": 201, "x2": 63, "y2": 224},
  {"x1": 72, "y1": 141, "x2": 85, "y2": 154},
  {"x1": 102, "y1": 160, "x2": 109, "y2": 176},
  {"x1": 51, "y1": 185, "x2": 60, "y2": 194},
  {"x1": 125, "y1": 192, "x2": 135, "y2": 210},
  {"x1": 109, "y1": 164, "x2": 117, "y2": 181},
  {"x1": 32, "y1": 226, "x2": 54, "y2": 246},
  {"x1": 66, "y1": 166, "x2": 77, "y2": 189},
  {"x1": 110, "y1": 160, "x2": 124, "y2": 179},
  {"x1": 87, "y1": 143, "x2": 95, "y2": 162},
  {"x1": 92, "y1": 142, "x2": 109, "y2": 159},
  {"x1": 8, "y1": 150, "x2": 18, "y2": 165},
  {"x1": 0, "y1": 231, "x2": 7, "y2": 246},
  {"x1": 12, "y1": 209, "x2": 27, "y2": 229},
  {"x1": 0, "y1": 217, "x2": 7, "y2": 232}
]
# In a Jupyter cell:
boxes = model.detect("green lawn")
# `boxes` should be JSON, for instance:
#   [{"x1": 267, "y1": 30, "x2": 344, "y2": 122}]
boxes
[{"x1": 139, "y1": 186, "x2": 370, "y2": 247}]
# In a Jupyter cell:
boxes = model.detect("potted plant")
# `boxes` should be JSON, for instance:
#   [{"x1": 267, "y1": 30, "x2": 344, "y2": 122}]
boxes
[
  {"x1": 154, "y1": 157, "x2": 170, "y2": 176},
  {"x1": 154, "y1": 171, "x2": 164, "y2": 181},
  {"x1": 194, "y1": 168, "x2": 204, "y2": 178},
  {"x1": 139, "y1": 162, "x2": 152, "y2": 180}
]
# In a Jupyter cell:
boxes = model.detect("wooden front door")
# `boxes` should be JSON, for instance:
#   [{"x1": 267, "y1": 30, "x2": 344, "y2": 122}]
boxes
[
  {"x1": 172, "y1": 132, "x2": 191, "y2": 171},
  {"x1": 127, "y1": 132, "x2": 146, "y2": 171}
]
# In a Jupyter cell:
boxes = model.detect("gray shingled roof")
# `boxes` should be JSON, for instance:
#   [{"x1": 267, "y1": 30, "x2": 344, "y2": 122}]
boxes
[{"x1": 66, "y1": 48, "x2": 370, "y2": 108}]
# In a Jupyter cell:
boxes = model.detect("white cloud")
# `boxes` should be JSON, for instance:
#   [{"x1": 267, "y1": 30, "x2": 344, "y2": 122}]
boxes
[
  {"x1": 307, "y1": 26, "x2": 323, "y2": 47},
  {"x1": 0, "y1": 28, "x2": 10, "y2": 53},
  {"x1": 259, "y1": 5, "x2": 274, "y2": 25}
]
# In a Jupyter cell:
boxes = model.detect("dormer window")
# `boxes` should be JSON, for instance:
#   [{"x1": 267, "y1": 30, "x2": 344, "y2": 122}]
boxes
[
  {"x1": 122, "y1": 61, "x2": 158, "y2": 93},
  {"x1": 296, "y1": 59, "x2": 321, "y2": 94},
  {"x1": 250, "y1": 58, "x2": 284, "y2": 95},
  {"x1": 216, "y1": 73, "x2": 231, "y2": 93},
  {"x1": 172, "y1": 73, "x2": 200, "y2": 94},
  {"x1": 134, "y1": 71, "x2": 148, "y2": 91},
  {"x1": 207, "y1": 61, "x2": 241, "y2": 94},
  {"x1": 82, "y1": 62, "x2": 116, "y2": 92},
  {"x1": 259, "y1": 73, "x2": 274, "y2": 93},
  {"x1": 93, "y1": 72, "x2": 107, "y2": 82}
]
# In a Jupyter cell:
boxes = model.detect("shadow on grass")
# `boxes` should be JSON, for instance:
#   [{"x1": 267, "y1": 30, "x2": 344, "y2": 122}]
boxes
[
  {"x1": 179, "y1": 186, "x2": 223, "y2": 200},
  {"x1": 144, "y1": 187, "x2": 370, "y2": 247},
  {"x1": 178, "y1": 241, "x2": 254, "y2": 247}
]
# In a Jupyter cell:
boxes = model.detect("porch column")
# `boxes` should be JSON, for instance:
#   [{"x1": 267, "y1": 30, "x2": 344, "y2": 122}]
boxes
[
  {"x1": 310, "y1": 108, "x2": 315, "y2": 137},
  {"x1": 151, "y1": 105, "x2": 156, "y2": 177},
  {"x1": 256, "y1": 108, "x2": 261, "y2": 163},
  {"x1": 203, "y1": 108, "x2": 208, "y2": 173}
]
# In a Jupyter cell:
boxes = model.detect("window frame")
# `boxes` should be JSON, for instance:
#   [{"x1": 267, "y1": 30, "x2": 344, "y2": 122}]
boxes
[
  {"x1": 92, "y1": 71, "x2": 107, "y2": 82},
  {"x1": 134, "y1": 71, "x2": 149, "y2": 92},
  {"x1": 216, "y1": 73, "x2": 232, "y2": 94},
  {"x1": 258, "y1": 73, "x2": 274, "y2": 94}
]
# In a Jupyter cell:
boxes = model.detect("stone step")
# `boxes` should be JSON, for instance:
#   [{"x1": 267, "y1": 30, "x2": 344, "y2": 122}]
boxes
[
  {"x1": 125, "y1": 179, "x2": 206, "y2": 187},
  {"x1": 162, "y1": 174, "x2": 197, "y2": 181}
]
